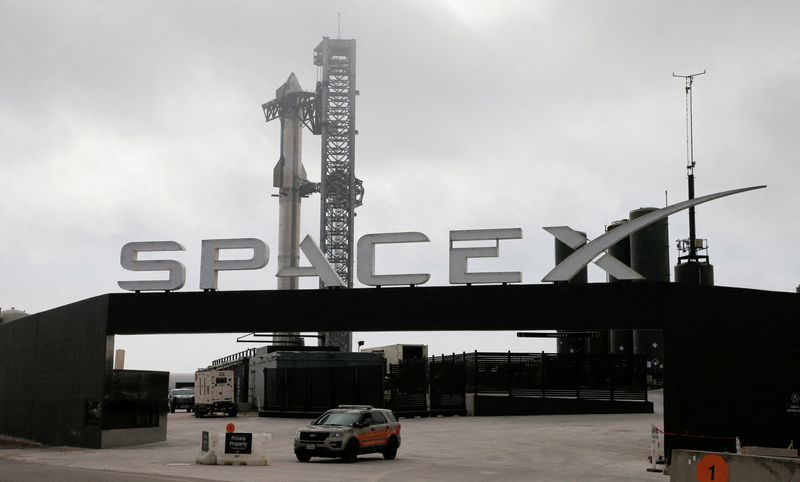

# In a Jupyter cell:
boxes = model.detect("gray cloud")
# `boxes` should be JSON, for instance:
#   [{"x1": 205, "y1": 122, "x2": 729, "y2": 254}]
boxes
[{"x1": 2, "y1": 0, "x2": 797, "y2": 370}]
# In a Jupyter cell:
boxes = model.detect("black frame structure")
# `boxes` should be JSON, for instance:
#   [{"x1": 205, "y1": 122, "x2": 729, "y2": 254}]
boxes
[
  {"x1": 313, "y1": 37, "x2": 363, "y2": 352},
  {"x1": 1, "y1": 282, "x2": 798, "y2": 455}
]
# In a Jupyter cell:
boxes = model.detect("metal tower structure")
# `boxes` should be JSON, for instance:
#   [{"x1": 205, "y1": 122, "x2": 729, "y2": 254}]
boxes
[
  {"x1": 261, "y1": 38, "x2": 363, "y2": 353},
  {"x1": 314, "y1": 37, "x2": 363, "y2": 353},
  {"x1": 673, "y1": 70, "x2": 714, "y2": 285}
]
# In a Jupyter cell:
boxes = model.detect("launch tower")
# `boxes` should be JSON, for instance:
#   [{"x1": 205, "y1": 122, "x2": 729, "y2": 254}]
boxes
[
  {"x1": 262, "y1": 37, "x2": 363, "y2": 352},
  {"x1": 314, "y1": 38, "x2": 363, "y2": 352}
]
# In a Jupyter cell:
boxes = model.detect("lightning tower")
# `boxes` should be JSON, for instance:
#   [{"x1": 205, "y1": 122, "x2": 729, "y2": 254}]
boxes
[{"x1": 673, "y1": 70, "x2": 715, "y2": 285}]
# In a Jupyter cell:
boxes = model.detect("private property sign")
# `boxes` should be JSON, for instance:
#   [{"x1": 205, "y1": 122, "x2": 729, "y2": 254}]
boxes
[
  {"x1": 224, "y1": 432, "x2": 252, "y2": 454},
  {"x1": 117, "y1": 186, "x2": 763, "y2": 291}
]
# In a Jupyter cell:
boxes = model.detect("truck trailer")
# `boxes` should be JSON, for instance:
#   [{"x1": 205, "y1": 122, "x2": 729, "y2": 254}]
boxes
[{"x1": 193, "y1": 369, "x2": 237, "y2": 417}]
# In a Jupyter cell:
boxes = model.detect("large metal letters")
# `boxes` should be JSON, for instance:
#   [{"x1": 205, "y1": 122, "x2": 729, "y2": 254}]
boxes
[{"x1": 118, "y1": 186, "x2": 765, "y2": 291}]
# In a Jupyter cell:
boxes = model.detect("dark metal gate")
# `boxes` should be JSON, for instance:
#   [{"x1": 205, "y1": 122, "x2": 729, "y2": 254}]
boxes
[
  {"x1": 387, "y1": 351, "x2": 648, "y2": 417},
  {"x1": 262, "y1": 365, "x2": 383, "y2": 416},
  {"x1": 387, "y1": 359, "x2": 428, "y2": 417},
  {"x1": 429, "y1": 355, "x2": 467, "y2": 416}
]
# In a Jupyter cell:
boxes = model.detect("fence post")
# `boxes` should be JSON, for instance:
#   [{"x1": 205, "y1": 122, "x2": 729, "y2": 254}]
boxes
[
  {"x1": 330, "y1": 366, "x2": 336, "y2": 408},
  {"x1": 263, "y1": 367, "x2": 268, "y2": 411},
  {"x1": 429, "y1": 355, "x2": 435, "y2": 414},
  {"x1": 473, "y1": 350, "x2": 479, "y2": 415},
  {"x1": 386, "y1": 363, "x2": 393, "y2": 412},
  {"x1": 425, "y1": 356, "x2": 430, "y2": 416},
  {"x1": 609, "y1": 353, "x2": 615, "y2": 402},
  {"x1": 282, "y1": 368, "x2": 288, "y2": 413},
  {"x1": 507, "y1": 350, "x2": 513, "y2": 397},
  {"x1": 473, "y1": 350, "x2": 479, "y2": 397},
  {"x1": 576, "y1": 353, "x2": 581, "y2": 401},
  {"x1": 305, "y1": 366, "x2": 311, "y2": 413},
  {"x1": 352, "y1": 365, "x2": 358, "y2": 405},
  {"x1": 541, "y1": 351, "x2": 547, "y2": 399}
]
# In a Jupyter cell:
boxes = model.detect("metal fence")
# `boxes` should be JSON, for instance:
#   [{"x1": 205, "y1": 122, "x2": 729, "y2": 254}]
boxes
[
  {"x1": 263, "y1": 365, "x2": 383, "y2": 414},
  {"x1": 388, "y1": 359, "x2": 428, "y2": 416},
  {"x1": 465, "y1": 352, "x2": 647, "y2": 401},
  {"x1": 387, "y1": 352, "x2": 648, "y2": 416}
]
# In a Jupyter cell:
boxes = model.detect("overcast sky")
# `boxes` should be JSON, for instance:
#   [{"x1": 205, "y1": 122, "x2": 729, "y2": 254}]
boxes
[{"x1": 1, "y1": 1, "x2": 798, "y2": 372}]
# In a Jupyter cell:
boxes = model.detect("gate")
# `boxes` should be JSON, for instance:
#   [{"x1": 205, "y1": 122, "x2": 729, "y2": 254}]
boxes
[
  {"x1": 387, "y1": 359, "x2": 428, "y2": 416},
  {"x1": 262, "y1": 365, "x2": 383, "y2": 416},
  {"x1": 429, "y1": 355, "x2": 467, "y2": 416}
]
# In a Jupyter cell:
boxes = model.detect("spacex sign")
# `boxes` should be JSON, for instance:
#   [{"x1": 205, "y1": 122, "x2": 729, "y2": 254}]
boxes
[{"x1": 118, "y1": 186, "x2": 764, "y2": 292}]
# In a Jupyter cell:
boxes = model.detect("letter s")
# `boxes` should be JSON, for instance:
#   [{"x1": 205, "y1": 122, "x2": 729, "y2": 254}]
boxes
[{"x1": 118, "y1": 241, "x2": 186, "y2": 291}]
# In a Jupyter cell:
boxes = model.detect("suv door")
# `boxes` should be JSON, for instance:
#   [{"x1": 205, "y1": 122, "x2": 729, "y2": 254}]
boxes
[
  {"x1": 370, "y1": 411, "x2": 390, "y2": 447},
  {"x1": 355, "y1": 411, "x2": 389, "y2": 449}
]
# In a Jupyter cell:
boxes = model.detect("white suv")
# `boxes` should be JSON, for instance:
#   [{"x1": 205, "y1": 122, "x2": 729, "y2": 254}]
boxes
[{"x1": 294, "y1": 405, "x2": 401, "y2": 462}]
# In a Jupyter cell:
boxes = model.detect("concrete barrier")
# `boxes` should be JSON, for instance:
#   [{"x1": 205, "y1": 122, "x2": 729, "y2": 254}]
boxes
[
  {"x1": 670, "y1": 449, "x2": 800, "y2": 482},
  {"x1": 196, "y1": 431, "x2": 271, "y2": 466}
]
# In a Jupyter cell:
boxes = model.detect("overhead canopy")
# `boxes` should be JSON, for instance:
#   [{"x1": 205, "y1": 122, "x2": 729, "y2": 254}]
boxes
[{"x1": 102, "y1": 282, "x2": 798, "y2": 335}]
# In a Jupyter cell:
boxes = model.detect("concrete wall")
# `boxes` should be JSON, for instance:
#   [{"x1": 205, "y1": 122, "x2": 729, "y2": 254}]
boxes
[
  {"x1": 0, "y1": 296, "x2": 169, "y2": 448},
  {"x1": 0, "y1": 297, "x2": 110, "y2": 447},
  {"x1": 663, "y1": 311, "x2": 800, "y2": 457},
  {"x1": 101, "y1": 417, "x2": 167, "y2": 449},
  {"x1": 670, "y1": 450, "x2": 800, "y2": 481}
]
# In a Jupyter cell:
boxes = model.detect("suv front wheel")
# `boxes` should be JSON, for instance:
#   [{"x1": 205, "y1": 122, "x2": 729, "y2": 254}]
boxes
[{"x1": 342, "y1": 440, "x2": 359, "y2": 463}]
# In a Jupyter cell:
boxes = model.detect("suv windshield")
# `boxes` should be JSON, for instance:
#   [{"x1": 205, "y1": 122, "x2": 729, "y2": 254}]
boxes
[
  {"x1": 172, "y1": 389, "x2": 193, "y2": 396},
  {"x1": 313, "y1": 412, "x2": 360, "y2": 426}
]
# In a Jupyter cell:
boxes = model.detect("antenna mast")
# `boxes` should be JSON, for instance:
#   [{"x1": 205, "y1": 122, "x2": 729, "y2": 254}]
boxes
[{"x1": 673, "y1": 70, "x2": 713, "y2": 283}]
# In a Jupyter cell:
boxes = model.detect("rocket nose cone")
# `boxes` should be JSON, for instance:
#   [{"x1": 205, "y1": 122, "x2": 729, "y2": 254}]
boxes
[
  {"x1": 286, "y1": 72, "x2": 300, "y2": 87},
  {"x1": 276, "y1": 73, "x2": 303, "y2": 97}
]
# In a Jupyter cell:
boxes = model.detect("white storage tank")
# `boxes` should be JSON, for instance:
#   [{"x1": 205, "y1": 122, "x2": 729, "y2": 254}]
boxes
[{"x1": 0, "y1": 307, "x2": 28, "y2": 323}]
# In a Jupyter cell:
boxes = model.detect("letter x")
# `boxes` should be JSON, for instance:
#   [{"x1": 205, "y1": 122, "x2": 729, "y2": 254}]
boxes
[
  {"x1": 542, "y1": 185, "x2": 765, "y2": 282},
  {"x1": 543, "y1": 227, "x2": 643, "y2": 281}
]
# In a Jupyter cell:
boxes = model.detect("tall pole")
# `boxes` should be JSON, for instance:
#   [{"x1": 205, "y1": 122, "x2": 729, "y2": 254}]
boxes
[{"x1": 673, "y1": 70, "x2": 705, "y2": 261}]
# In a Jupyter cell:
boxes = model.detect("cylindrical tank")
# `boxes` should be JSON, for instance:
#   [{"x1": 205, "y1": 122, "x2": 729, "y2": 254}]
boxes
[
  {"x1": 629, "y1": 208, "x2": 668, "y2": 363},
  {"x1": 674, "y1": 261, "x2": 715, "y2": 285},
  {"x1": 554, "y1": 237, "x2": 588, "y2": 284},
  {"x1": 606, "y1": 220, "x2": 632, "y2": 355},
  {"x1": 606, "y1": 219, "x2": 631, "y2": 283},
  {"x1": 0, "y1": 307, "x2": 28, "y2": 323},
  {"x1": 629, "y1": 208, "x2": 670, "y2": 282},
  {"x1": 554, "y1": 235, "x2": 586, "y2": 355}
]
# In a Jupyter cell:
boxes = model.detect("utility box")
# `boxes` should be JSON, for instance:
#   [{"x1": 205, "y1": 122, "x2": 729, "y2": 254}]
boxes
[{"x1": 194, "y1": 370, "x2": 237, "y2": 417}]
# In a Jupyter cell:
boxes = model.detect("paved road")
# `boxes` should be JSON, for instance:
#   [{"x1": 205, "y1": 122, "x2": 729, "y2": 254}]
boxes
[
  {"x1": 0, "y1": 459, "x2": 209, "y2": 482},
  {"x1": 0, "y1": 391, "x2": 666, "y2": 481}
]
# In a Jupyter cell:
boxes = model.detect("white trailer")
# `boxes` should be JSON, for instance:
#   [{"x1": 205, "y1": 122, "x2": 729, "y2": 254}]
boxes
[
  {"x1": 194, "y1": 369, "x2": 237, "y2": 417},
  {"x1": 362, "y1": 344, "x2": 428, "y2": 371}
]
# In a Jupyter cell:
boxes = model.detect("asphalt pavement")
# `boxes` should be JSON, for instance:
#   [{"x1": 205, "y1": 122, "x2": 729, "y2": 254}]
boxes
[{"x1": 0, "y1": 390, "x2": 667, "y2": 481}]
